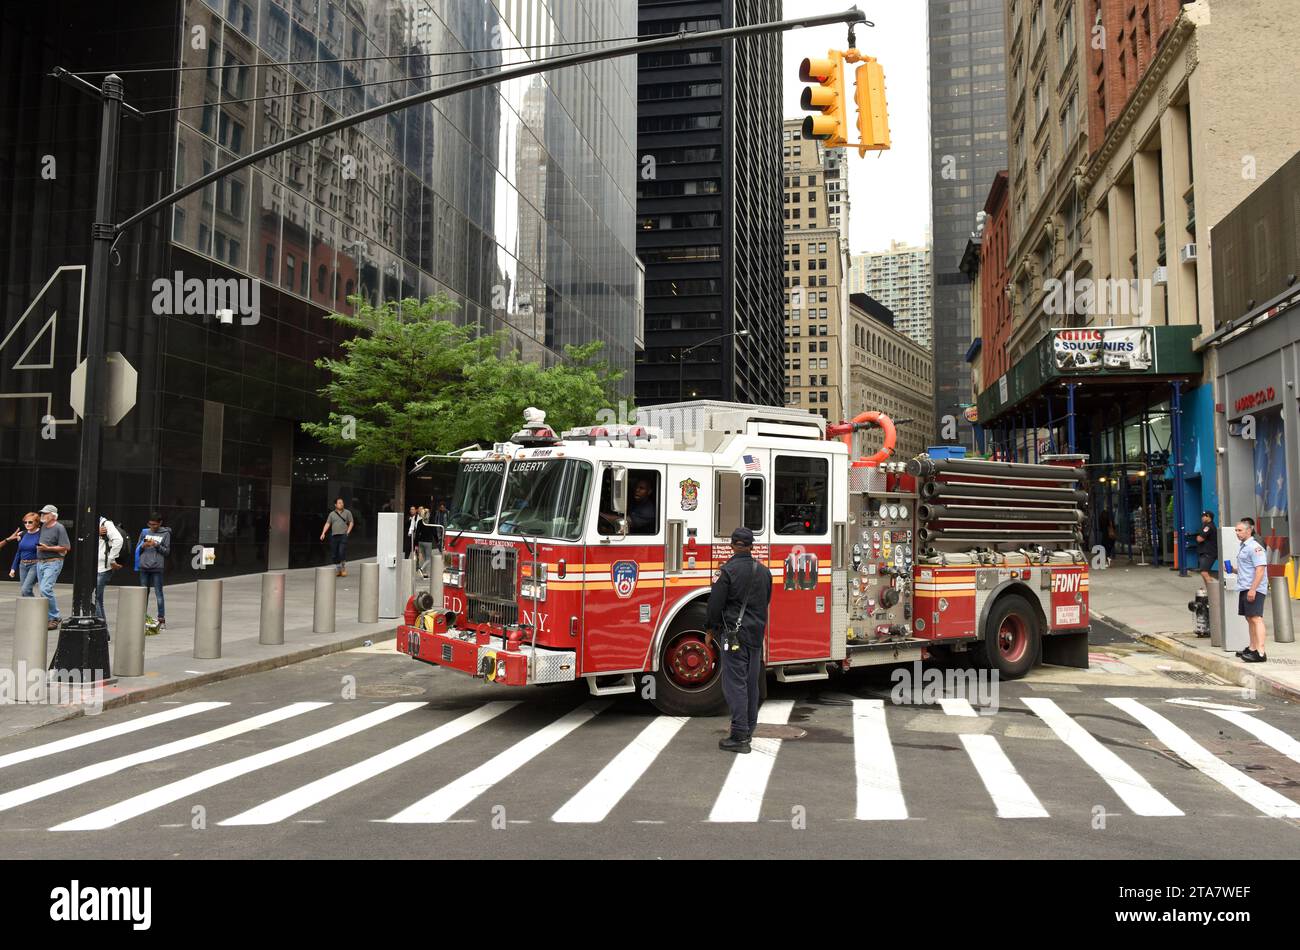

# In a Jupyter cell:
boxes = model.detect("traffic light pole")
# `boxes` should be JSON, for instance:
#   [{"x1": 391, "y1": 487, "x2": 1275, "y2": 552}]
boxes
[
  {"x1": 54, "y1": 6, "x2": 869, "y2": 679},
  {"x1": 51, "y1": 73, "x2": 124, "y2": 684}
]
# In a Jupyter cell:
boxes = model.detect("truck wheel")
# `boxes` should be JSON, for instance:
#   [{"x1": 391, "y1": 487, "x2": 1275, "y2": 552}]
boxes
[
  {"x1": 648, "y1": 602, "x2": 727, "y2": 717},
  {"x1": 980, "y1": 594, "x2": 1041, "y2": 679}
]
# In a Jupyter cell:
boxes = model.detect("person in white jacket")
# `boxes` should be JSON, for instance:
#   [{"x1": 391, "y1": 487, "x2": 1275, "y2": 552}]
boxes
[{"x1": 96, "y1": 516, "x2": 124, "y2": 623}]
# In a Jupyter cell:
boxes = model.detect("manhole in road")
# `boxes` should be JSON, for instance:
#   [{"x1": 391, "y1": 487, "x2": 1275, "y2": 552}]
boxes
[
  {"x1": 358, "y1": 684, "x2": 428, "y2": 698},
  {"x1": 752, "y1": 724, "x2": 808, "y2": 740}
]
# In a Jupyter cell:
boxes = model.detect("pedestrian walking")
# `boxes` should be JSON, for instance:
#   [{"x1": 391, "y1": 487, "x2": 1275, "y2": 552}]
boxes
[
  {"x1": 1192, "y1": 510, "x2": 1218, "y2": 589},
  {"x1": 135, "y1": 513, "x2": 172, "y2": 628},
  {"x1": 34, "y1": 505, "x2": 70, "y2": 629},
  {"x1": 96, "y1": 516, "x2": 124, "y2": 622},
  {"x1": 405, "y1": 505, "x2": 418, "y2": 559},
  {"x1": 707, "y1": 526, "x2": 773, "y2": 754},
  {"x1": 417, "y1": 506, "x2": 432, "y2": 577},
  {"x1": 433, "y1": 502, "x2": 449, "y2": 527},
  {"x1": 320, "y1": 497, "x2": 354, "y2": 577},
  {"x1": 7, "y1": 512, "x2": 42, "y2": 595},
  {"x1": 1229, "y1": 517, "x2": 1269, "y2": 663}
]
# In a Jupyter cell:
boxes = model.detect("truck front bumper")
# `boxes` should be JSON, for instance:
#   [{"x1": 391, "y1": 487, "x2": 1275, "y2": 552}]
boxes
[{"x1": 397, "y1": 624, "x2": 577, "y2": 687}]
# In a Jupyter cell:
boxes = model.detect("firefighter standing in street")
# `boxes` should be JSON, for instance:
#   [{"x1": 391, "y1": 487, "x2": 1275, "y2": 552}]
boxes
[{"x1": 707, "y1": 526, "x2": 773, "y2": 754}]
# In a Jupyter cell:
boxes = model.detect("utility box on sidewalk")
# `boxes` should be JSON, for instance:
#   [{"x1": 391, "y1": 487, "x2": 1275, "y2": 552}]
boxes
[
  {"x1": 378, "y1": 512, "x2": 402, "y2": 619},
  {"x1": 1219, "y1": 526, "x2": 1251, "y2": 654}
]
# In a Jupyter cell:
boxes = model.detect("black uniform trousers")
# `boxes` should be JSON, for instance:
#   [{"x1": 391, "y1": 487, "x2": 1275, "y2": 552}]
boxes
[{"x1": 722, "y1": 640, "x2": 763, "y2": 738}]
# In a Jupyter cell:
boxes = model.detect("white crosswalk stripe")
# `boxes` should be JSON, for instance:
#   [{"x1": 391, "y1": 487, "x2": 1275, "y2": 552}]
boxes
[
  {"x1": 52, "y1": 703, "x2": 426, "y2": 831},
  {"x1": 0, "y1": 703, "x2": 228, "y2": 771},
  {"x1": 853, "y1": 699, "x2": 908, "y2": 820},
  {"x1": 709, "y1": 700, "x2": 795, "y2": 822},
  {"x1": 220, "y1": 702, "x2": 517, "y2": 826},
  {"x1": 0, "y1": 703, "x2": 327, "y2": 814},
  {"x1": 553, "y1": 715, "x2": 688, "y2": 823},
  {"x1": 1023, "y1": 697, "x2": 1183, "y2": 817},
  {"x1": 959, "y1": 736, "x2": 1050, "y2": 818},
  {"x1": 1207, "y1": 709, "x2": 1300, "y2": 765},
  {"x1": 385, "y1": 701, "x2": 611, "y2": 823},
  {"x1": 1108, "y1": 698, "x2": 1300, "y2": 819},
  {"x1": 940, "y1": 698, "x2": 1048, "y2": 817}
]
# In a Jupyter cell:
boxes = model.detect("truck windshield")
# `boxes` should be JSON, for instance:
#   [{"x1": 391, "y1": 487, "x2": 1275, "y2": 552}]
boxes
[
  {"x1": 447, "y1": 460, "x2": 505, "y2": 532},
  {"x1": 497, "y1": 458, "x2": 593, "y2": 541}
]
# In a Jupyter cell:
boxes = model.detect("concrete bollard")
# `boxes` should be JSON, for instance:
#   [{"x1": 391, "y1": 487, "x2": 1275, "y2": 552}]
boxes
[
  {"x1": 1271, "y1": 576, "x2": 1295, "y2": 644},
  {"x1": 1207, "y1": 581, "x2": 1223, "y2": 648},
  {"x1": 358, "y1": 562, "x2": 379, "y2": 623},
  {"x1": 260, "y1": 572, "x2": 286, "y2": 645},
  {"x1": 428, "y1": 550, "x2": 444, "y2": 610},
  {"x1": 194, "y1": 579, "x2": 223, "y2": 659},
  {"x1": 314, "y1": 565, "x2": 336, "y2": 634},
  {"x1": 114, "y1": 587, "x2": 148, "y2": 677},
  {"x1": 12, "y1": 597, "x2": 50, "y2": 704}
]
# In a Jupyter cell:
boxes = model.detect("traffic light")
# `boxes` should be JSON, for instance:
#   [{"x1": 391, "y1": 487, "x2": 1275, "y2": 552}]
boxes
[
  {"x1": 799, "y1": 50, "x2": 849, "y2": 148},
  {"x1": 854, "y1": 57, "x2": 891, "y2": 153}
]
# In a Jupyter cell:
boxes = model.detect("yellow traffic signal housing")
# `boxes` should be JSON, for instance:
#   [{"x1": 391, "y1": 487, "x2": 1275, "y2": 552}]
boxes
[
  {"x1": 799, "y1": 50, "x2": 849, "y2": 148},
  {"x1": 854, "y1": 57, "x2": 891, "y2": 153}
]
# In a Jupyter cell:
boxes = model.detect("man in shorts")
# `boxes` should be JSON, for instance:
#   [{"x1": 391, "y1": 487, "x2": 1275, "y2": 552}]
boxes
[{"x1": 1230, "y1": 517, "x2": 1269, "y2": 663}]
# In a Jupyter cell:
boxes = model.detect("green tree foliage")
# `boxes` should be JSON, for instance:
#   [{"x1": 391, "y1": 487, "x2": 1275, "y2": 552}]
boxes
[{"x1": 303, "y1": 295, "x2": 626, "y2": 509}]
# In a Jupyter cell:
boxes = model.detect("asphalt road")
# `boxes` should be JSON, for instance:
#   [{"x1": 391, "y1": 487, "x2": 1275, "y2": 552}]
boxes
[{"x1": 2, "y1": 619, "x2": 1299, "y2": 859}]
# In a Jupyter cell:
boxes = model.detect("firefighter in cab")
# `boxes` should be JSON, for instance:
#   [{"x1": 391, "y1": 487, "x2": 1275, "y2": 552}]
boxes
[{"x1": 708, "y1": 526, "x2": 774, "y2": 754}]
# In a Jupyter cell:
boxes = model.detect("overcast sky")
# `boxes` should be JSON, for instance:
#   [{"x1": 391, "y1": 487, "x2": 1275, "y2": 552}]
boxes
[{"x1": 781, "y1": 1, "x2": 931, "y2": 255}]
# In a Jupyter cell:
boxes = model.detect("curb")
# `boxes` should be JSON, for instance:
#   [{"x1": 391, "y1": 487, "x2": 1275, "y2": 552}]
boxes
[
  {"x1": 9, "y1": 628, "x2": 398, "y2": 739},
  {"x1": 1093, "y1": 609, "x2": 1300, "y2": 704}
]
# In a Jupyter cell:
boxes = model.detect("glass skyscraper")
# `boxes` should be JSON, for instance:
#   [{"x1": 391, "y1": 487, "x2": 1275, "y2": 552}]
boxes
[
  {"x1": 634, "y1": 0, "x2": 784, "y2": 407},
  {"x1": 0, "y1": 0, "x2": 638, "y2": 580},
  {"x1": 928, "y1": 0, "x2": 1006, "y2": 445}
]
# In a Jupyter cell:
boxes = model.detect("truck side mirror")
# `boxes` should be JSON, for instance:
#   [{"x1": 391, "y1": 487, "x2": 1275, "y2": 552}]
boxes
[{"x1": 611, "y1": 465, "x2": 628, "y2": 515}]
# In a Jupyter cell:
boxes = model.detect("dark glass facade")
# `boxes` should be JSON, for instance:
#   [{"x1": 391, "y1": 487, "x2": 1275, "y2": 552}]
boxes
[
  {"x1": 0, "y1": 0, "x2": 637, "y2": 584},
  {"x1": 634, "y1": 0, "x2": 784, "y2": 406},
  {"x1": 928, "y1": 0, "x2": 1007, "y2": 445}
]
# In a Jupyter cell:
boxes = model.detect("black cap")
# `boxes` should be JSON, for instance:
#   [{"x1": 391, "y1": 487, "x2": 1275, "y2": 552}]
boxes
[
  {"x1": 730, "y1": 526, "x2": 755, "y2": 545},
  {"x1": 1201, "y1": 510, "x2": 1214, "y2": 520}
]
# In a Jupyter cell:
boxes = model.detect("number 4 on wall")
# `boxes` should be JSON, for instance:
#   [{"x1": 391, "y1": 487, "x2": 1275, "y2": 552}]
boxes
[{"x1": 0, "y1": 265, "x2": 86, "y2": 427}]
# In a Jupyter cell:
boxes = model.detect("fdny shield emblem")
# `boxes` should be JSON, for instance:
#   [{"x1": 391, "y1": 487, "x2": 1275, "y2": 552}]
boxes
[
  {"x1": 611, "y1": 560, "x2": 638, "y2": 599},
  {"x1": 679, "y1": 477, "x2": 700, "y2": 512}
]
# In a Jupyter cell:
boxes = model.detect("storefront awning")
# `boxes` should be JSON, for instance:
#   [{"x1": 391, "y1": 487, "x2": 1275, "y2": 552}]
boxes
[{"x1": 976, "y1": 325, "x2": 1203, "y2": 424}]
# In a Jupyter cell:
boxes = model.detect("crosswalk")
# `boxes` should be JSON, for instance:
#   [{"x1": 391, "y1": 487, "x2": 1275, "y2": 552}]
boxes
[{"x1": 2, "y1": 692, "x2": 1300, "y2": 832}]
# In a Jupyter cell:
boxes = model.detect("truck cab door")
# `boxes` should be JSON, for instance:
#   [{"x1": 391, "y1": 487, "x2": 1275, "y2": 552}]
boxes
[{"x1": 584, "y1": 463, "x2": 667, "y2": 673}]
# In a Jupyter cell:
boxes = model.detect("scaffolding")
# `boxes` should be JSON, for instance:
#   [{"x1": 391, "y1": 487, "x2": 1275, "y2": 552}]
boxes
[{"x1": 976, "y1": 379, "x2": 1190, "y2": 575}]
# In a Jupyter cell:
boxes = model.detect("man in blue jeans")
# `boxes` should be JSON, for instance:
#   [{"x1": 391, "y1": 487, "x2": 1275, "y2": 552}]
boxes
[
  {"x1": 35, "y1": 505, "x2": 71, "y2": 629},
  {"x1": 136, "y1": 514, "x2": 172, "y2": 628}
]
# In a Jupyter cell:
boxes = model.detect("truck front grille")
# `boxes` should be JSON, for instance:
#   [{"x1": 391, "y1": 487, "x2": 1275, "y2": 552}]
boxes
[{"x1": 465, "y1": 543, "x2": 518, "y2": 627}]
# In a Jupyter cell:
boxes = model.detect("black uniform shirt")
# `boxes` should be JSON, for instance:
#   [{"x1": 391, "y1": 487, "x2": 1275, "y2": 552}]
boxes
[
  {"x1": 706, "y1": 550, "x2": 773, "y2": 648},
  {"x1": 1195, "y1": 521, "x2": 1218, "y2": 559}
]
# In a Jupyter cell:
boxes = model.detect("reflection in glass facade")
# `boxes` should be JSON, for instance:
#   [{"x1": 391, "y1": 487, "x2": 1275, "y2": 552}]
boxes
[
  {"x1": 176, "y1": 0, "x2": 638, "y2": 376},
  {"x1": 929, "y1": 0, "x2": 1006, "y2": 446},
  {"x1": 0, "y1": 0, "x2": 637, "y2": 585}
]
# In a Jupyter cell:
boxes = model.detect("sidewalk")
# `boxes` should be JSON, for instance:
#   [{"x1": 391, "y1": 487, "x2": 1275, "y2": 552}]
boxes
[
  {"x1": 1088, "y1": 561, "x2": 1300, "y2": 702},
  {"x1": 0, "y1": 563, "x2": 402, "y2": 739}
]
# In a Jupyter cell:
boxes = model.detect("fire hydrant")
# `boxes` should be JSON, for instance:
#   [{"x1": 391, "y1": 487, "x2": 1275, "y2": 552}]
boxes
[{"x1": 1187, "y1": 589, "x2": 1210, "y2": 638}]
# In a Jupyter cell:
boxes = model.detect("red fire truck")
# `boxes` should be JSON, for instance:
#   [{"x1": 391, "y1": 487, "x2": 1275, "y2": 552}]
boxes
[{"x1": 397, "y1": 401, "x2": 1090, "y2": 716}]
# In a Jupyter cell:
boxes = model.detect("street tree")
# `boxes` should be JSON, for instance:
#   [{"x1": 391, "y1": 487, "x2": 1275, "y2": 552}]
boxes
[{"x1": 303, "y1": 295, "x2": 626, "y2": 513}]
